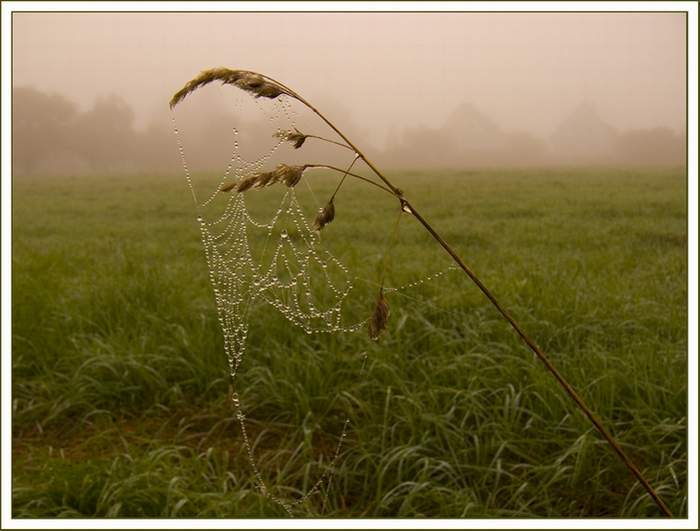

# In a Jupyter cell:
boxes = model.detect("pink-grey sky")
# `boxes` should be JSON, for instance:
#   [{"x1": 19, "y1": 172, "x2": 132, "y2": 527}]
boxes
[{"x1": 13, "y1": 11, "x2": 686, "y2": 147}]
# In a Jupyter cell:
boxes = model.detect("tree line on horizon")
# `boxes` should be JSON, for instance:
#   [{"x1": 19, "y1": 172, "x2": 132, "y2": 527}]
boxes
[{"x1": 12, "y1": 86, "x2": 686, "y2": 176}]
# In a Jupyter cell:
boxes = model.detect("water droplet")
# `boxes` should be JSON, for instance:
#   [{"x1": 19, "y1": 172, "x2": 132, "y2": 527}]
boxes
[
  {"x1": 400, "y1": 200, "x2": 413, "y2": 214},
  {"x1": 281, "y1": 230, "x2": 289, "y2": 239}
]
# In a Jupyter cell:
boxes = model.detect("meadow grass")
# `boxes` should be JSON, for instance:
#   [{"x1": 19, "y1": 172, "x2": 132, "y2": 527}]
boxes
[{"x1": 11, "y1": 167, "x2": 687, "y2": 517}]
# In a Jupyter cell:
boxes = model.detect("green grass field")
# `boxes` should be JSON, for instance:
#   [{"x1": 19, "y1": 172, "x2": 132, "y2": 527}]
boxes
[{"x1": 12, "y1": 167, "x2": 687, "y2": 518}]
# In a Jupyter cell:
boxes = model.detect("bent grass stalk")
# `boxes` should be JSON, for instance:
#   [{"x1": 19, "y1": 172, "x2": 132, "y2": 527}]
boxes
[{"x1": 170, "y1": 68, "x2": 673, "y2": 518}]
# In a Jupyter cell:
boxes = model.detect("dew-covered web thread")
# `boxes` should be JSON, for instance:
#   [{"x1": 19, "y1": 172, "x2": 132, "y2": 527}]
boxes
[
  {"x1": 171, "y1": 95, "x2": 456, "y2": 515},
  {"x1": 171, "y1": 96, "x2": 364, "y2": 514}
]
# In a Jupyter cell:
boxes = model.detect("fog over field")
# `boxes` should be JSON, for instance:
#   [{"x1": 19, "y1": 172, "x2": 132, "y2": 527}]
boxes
[
  {"x1": 12, "y1": 12, "x2": 686, "y2": 174},
  {"x1": 10, "y1": 10, "x2": 690, "y2": 519}
]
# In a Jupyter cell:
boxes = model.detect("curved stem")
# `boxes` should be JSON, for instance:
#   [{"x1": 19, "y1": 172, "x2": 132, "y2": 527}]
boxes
[{"x1": 199, "y1": 68, "x2": 674, "y2": 518}]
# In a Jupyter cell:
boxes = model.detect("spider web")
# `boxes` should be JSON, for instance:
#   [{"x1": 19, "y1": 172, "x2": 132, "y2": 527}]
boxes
[
  {"x1": 201, "y1": 190, "x2": 364, "y2": 513},
  {"x1": 171, "y1": 89, "x2": 456, "y2": 515}
]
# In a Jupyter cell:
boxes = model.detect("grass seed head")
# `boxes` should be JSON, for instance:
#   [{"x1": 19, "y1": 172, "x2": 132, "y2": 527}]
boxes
[
  {"x1": 235, "y1": 175, "x2": 259, "y2": 193},
  {"x1": 254, "y1": 169, "x2": 276, "y2": 188},
  {"x1": 280, "y1": 164, "x2": 305, "y2": 187},
  {"x1": 170, "y1": 68, "x2": 291, "y2": 109},
  {"x1": 314, "y1": 199, "x2": 335, "y2": 231},
  {"x1": 220, "y1": 181, "x2": 238, "y2": 192},
  {"x1": 368, "y1": 287, "x2": 389, "y2": 341},
  {"x1": 275, "y1": 128, "x2": 307, "y2": 149},
  {"x1": 222, "y1": 164, "x2": 308, "y2": 193}
]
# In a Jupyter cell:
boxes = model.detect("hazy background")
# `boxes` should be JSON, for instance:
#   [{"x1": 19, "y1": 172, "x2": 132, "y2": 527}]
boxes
[{"x1": 12, "y1": 12, "x2": 687, "y2": 175}]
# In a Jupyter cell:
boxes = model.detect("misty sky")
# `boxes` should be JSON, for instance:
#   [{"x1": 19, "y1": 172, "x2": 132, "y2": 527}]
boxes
[{"x1": 13, "y1": 12, "x2": 686, "y2": 147}]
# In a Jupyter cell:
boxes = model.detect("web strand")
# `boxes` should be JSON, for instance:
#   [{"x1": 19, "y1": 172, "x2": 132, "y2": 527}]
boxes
[{"x1": 172, "y1": 103, "x2": 457, "y2": 515}]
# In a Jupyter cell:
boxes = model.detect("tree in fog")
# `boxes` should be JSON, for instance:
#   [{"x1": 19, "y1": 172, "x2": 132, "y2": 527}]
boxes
[{"x1": 12, "y1": 87, "x2": 79, "y2": 174}]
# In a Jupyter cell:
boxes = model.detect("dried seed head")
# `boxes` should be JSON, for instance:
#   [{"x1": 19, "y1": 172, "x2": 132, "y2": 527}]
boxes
[
  {"x1": 220, "y1": 181, "x2": 238, "y2": 192},
  {"x1": 314, "y1": 199, "x2": 335, "y2": 231},
  {"x1": 274, "y1": 128, "x2": 307, "y2": 149},
  {"x1": 221, "y1": 164, "x2": 308, "y2": 193},
  {"x1": 239, "y1": 72, "x2": 287, "y2": 99},
  {"x1": 368, "y1": 288, "x2": 389, "y2": 341},
  {"x1": 279, "y1": 164, "x2": 305, "y2": 187},
  {"x1": 170, "y1": 68, "x2": 292, "y2": 109},
  {"x1": 235, "y1": 174, "x2": 258, "y2": 193},
  {"x1": 254, "y1": 169, "x2": 276, "y2": 188}
]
